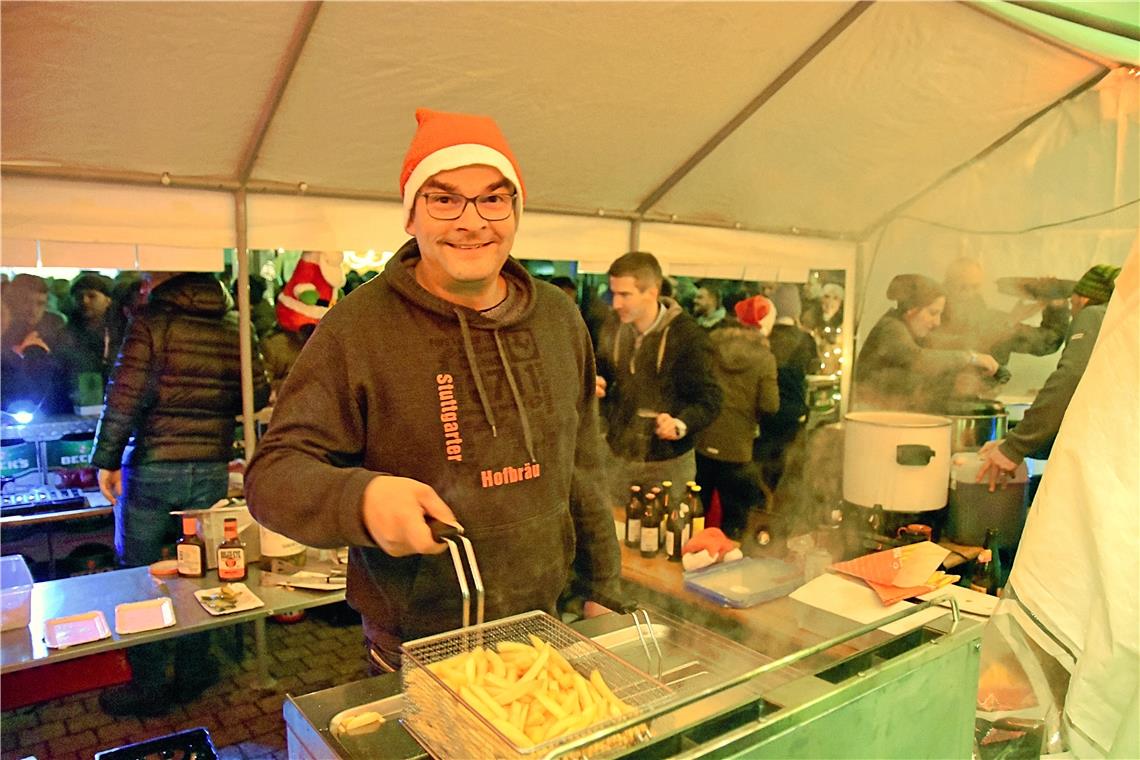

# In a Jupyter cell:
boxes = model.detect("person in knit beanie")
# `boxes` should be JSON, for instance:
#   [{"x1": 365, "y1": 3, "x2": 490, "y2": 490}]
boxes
[
  {"x1": 246, "y1": 108, "x2": 621, "y2": 670},
  {"x1": 1071, "y1": 264, "x2": 1121, "y2": 306},
  {"x1": 978, "y1": 262, "x2": 1121, "y2": 492}
]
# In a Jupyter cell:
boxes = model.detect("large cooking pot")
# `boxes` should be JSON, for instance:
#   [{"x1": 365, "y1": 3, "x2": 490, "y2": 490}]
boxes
[
  {"x1": 943, "y1": 398, "x2": 1007, "y2": 452},
  {"x1": 843, "y1": 411, "x2": 951, "y2": 512}
]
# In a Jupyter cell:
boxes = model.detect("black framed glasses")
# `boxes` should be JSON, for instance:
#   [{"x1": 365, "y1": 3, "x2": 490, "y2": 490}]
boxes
[{"x1": 418, "y1": 191, "x2": 517, "y2": 221}]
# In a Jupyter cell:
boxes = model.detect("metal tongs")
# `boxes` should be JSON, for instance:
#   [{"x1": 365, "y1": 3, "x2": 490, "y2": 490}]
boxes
[
  {"x1": 428, "y1": 517, "x2": 485, "y2": 628},
  {"x1": 592, "y1": 593, "x2": 664, "y2": 679}
]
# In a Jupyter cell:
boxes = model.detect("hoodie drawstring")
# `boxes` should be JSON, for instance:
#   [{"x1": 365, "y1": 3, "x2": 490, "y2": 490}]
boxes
[
  {"x1": 493, "y1": 331, "x2": 537, "y2": 463},
  {"x1": 456, "y1": 309, "x2": 498, "y2": 438}
]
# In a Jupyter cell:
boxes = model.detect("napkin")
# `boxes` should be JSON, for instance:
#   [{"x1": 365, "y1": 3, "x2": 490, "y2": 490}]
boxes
[{"x1": 830, "y1": 541, "x2": 956, "y2": 606}]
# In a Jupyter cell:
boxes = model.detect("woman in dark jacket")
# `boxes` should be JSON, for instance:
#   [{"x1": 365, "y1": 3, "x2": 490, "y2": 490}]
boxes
[
  {"x1": 695, "y1": 295, "x2": 779, "y2": 539},
  {"x1": 91, "y1": 271, "x2": 270, "y2": 716},
  {"x1": 854, "y1": 274, "x2": 998, "y2": 412}
]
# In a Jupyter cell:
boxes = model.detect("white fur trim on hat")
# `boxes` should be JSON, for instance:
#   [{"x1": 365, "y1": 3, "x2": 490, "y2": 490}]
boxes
[{"x1": 402, "y1": 144, "x2": 524, "y2": 225}]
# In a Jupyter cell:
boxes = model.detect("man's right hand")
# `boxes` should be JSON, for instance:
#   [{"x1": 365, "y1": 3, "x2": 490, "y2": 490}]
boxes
[
  {"x1": 361, "y1": 476, "x2": 459, "y2": 557},
  {"x1": 594, "y1": 375, "x2": 607, "y2": 399},
  {"x1": 98, "y1": 468, "x2": 122, "y2": 507}
]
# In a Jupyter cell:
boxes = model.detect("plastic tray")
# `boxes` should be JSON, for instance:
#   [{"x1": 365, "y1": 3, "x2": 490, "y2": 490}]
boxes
[
  {"x1": 44, "y1": 610, "x2": 112, "y2": 649},
  {"x1": 683, "y1": 557, "x2": 803, "y2": 608},
  {"x1": 114, "y1": 597, "x2": 176, "y2": 634}
]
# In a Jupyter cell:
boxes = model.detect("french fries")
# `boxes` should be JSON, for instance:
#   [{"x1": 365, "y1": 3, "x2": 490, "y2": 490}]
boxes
[{"x1": 423, "y1": 639, "x2": 637, "y2": 748}]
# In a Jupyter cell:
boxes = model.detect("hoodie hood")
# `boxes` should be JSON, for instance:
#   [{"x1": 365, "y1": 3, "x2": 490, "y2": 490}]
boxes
[
  {"x1": 382, "y1": 237, "x2": 540, "y2": 462},
  {"x1": 710, "y1": 326, "x2": 769, "y2": 373},
  {"x1": 383, "y1": 238, "x2": 535, "y2": 327},
  {"x1": 150, "y1": 273, "x2": 231, "y2": 317},
  {"x1": 610, "y1": 296, "x2": 685, "y2": 374}
]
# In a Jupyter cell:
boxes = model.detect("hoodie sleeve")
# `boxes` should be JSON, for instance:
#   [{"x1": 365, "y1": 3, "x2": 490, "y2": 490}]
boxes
[
  {"x1": 999, "y1": 306, "x2": 1102, "y2": 463},
  {"x1": 672, "y1": 320, "x2": 723, "y2": 436},
  {"x1": 244, "y1": 323, "x2": 379, "y2": 549},
  {"x1": 568, "y1": 319, "x2": 622, "y2": 602}
]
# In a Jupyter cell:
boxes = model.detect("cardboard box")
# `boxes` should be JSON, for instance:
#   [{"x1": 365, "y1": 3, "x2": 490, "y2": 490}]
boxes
[
  {"x1": 176, "y1": 500, "x2": 261, "y2": 570},
  {"x1": 1, "y1": 554, "x2": 33, "y2": 631}
]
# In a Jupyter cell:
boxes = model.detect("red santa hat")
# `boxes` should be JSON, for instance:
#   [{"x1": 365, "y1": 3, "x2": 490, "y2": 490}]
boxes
[
  {"x1": 400, "y1": 108, "x2": 526, "y2": 225},
  {"x1": 734, "y1": 295, "x2": 776, "y2": 336}
]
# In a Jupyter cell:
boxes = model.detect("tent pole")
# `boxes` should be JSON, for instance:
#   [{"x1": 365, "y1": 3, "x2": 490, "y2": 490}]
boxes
[
  {"x1": 234, "y1": 189, "x2": 257, "y2": 462},
  {"x1": 629, "y1": 218, "x2": 641, "y2": 252}
]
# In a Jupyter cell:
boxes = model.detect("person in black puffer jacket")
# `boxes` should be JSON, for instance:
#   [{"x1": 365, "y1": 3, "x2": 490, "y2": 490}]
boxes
[{"x1": 90, "y1": 271, "x2": 270, "y2": 717}]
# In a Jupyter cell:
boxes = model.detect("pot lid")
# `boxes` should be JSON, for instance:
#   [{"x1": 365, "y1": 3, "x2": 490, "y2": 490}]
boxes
[
  {"x1": 844, "y1": 411, "x2": 951, "y2": 428},
  {"x1": 943, "y1": 397, "x2": 1006, "y2": 416}
]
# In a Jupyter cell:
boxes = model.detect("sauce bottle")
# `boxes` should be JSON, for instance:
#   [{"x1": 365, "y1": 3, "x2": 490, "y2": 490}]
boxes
[
  {"x1": 217, "y1": 517, "x2": 247, "y2": 582},
  {"x1": 176, "y1": 515, "x2": 206, "y2": 578}
]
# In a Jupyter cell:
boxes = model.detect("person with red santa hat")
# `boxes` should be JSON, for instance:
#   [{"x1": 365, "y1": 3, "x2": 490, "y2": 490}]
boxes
[
  {"x1": 246, "y1": 108, "x2": 620, "y2": 671},
  {"x1": 694, "y1": 295, "x2": 780, "y2": 541}
]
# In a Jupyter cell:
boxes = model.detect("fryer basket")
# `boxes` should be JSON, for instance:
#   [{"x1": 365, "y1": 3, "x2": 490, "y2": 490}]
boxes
[{"x1": 400, "y1": 610, "x2": 672, "y2": 759}]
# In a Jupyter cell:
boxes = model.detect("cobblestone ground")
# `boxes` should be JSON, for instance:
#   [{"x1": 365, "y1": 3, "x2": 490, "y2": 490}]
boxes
[{"x1": 1, "y1": 604, "x2": 368, "y2": 760}]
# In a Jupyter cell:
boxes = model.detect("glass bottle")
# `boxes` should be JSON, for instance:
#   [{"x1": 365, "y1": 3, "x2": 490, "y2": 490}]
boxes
[
  {"x1": 969, "y1": 550, "x2": 996, "y2": 595},
  {"x1": 970, "y1": 527, "x2": 1002, "y2": 596},
  {"x1": 688, "y1": 484, "x2": 706, "y2": 536},
  {"x1": 176, "y1": 516, "x2": 206, "y2": 578},
  {"x1": 258, "y1": 524, "x2": 307, "y2": 571},
  {"x1": 640, "y1": 492, "x2": 660, "y2": 559},
  {"x1": 665, "y1": 502, "x2": 686, "y2": 562},
  {"x1": 217, "y1": 517, "x2": 247, "y2": 582},
  {"x1": 624, "y1": 485, "x2": 643, "y2": 548}
]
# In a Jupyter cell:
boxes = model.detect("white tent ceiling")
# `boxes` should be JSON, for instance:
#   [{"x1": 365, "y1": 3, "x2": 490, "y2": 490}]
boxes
[{"x1": 1, "y1": 1, "x2": 1133, "y2": 258}]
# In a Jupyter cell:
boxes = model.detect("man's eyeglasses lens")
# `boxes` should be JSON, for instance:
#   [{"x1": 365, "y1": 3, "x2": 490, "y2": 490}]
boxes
[{"x1": 420, "y1": 192, "x2": 515, "y2": 221}]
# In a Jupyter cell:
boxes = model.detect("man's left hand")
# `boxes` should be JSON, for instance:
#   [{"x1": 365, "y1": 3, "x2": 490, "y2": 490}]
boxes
[
  {"x1": 655, "y1": 413, "x2": 684, "y2": 441},
  {"x1": 582, "y1": 600, "x2": 612, "y2": 618},
  {"x1": 977, "y1": 440, "x2": 1019, "y2": 493}
]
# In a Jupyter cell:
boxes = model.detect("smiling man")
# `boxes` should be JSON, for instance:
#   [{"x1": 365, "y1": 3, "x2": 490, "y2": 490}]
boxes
[{"x1": 246, "y1": 108, "x2": 620, "y2": 671}]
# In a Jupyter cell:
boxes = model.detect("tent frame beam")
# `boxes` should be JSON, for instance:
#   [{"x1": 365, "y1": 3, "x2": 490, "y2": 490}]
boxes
[
  {"x1": 236, "y1": 2, "x2": 323, "y2": 184},
  {"x1": 963, "y1": 1, "x2": 1115, "y2": 68},
  {"x1": 633, "y1": 0, "x2": 873, "y2": 217}
]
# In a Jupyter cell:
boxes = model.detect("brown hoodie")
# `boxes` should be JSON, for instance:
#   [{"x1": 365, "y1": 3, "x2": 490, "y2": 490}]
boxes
[{"x1": 246, "y1": 240, "x2": 620, "y2": 653}]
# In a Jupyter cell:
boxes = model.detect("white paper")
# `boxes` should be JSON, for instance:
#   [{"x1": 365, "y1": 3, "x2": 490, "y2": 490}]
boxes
[
  {"x1": 790, "y1": 573, "x2": 947, "y2": 635},
  {"x1": 918, "y1": 583, "x2": 998, "y2": 618}
]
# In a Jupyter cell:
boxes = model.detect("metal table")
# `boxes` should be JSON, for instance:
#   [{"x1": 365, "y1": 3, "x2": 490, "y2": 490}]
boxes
[{"x1": 0, "y1": 564, "x2": 347, "y2": 688}]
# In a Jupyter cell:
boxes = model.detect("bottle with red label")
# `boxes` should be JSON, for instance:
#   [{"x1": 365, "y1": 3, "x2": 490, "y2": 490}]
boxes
[{"x1": 217, "y1": 517, "x2": 247, "y2": 581}]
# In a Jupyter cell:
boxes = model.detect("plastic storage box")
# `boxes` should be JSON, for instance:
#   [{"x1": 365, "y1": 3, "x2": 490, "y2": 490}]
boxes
[
  {"x1": 1, "y1": 554, "x2": 34, "y2": 631},
  {"x1": 683, "y1": 557, "x2": 803, "y2": 608}
]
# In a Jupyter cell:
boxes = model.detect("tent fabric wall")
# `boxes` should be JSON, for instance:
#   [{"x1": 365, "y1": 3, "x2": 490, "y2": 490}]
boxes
[
  {"x1": 856, "y1": 69, "x2": 1139, "y2": 397},
  {"x1": 1006, "y1": 247, "x2": 1139, "y2": 758},
  {"x1": 1, "y1": 177, "x2": 236, "y2": 250}
]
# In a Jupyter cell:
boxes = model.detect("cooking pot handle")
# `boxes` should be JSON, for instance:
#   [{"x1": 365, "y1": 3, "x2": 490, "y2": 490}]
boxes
[{"x1": 896, "y1": 444, "x2": 936, "y2": 466}]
